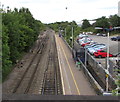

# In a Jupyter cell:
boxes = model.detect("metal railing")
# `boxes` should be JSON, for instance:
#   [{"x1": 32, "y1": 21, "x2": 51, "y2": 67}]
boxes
[
  {"x1": 87, "y1": 51, "x2": 116, "y2": 90},
  {"x1": 61, "y1": 37, "x2": 105, "y2": 94},
  {"x1": 78, "y1": 58, "x2": 104, "y2": 94}
]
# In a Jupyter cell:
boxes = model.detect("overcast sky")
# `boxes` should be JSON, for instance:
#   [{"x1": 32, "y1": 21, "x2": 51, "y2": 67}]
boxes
[{"x1": 1, "y1": 0, "x2": 119, "y2": 24}]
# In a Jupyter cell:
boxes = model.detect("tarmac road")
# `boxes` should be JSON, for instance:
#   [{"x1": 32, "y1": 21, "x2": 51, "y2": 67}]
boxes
[{"x1": 88, "y1": 35, "x2": 119, "y2": 55}]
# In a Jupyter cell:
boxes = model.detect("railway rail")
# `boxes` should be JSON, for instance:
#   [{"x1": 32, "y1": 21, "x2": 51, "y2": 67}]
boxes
[
  {"x1": 3, "y1": 30, "x2": 63, "y2": 95},
  {"x1": 12, "y1": 33, "x2": 49, "y2": 94},
  {"x1": 40, "y1": 35, "x2": 63, "y2": 95}
]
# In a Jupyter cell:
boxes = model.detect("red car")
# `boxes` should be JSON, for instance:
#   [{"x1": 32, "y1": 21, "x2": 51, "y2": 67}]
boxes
[
  {"x1": 94, "y1": 50, "x2": 113, "y2": 58},
  {"x1": 81, "y1": 42, "x2": 90, "y2": 47}
]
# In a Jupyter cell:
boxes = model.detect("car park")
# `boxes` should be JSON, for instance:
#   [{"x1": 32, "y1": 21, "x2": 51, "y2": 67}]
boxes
[
  {"x1": 77, "y1": 34, "x2": 107, "y2": 55},
  {"x1": 87, "y1": 44, "x2": 106, "y2": 55},
  {"x1": 77, "y1": 34, "x2": 109, "y2": 56},
  {"x1": 111, "y1": 36, "x2": 120, "y2": 41},
  {"x1": 94, "y1": 50, "x2": 113, "y2": 58}
]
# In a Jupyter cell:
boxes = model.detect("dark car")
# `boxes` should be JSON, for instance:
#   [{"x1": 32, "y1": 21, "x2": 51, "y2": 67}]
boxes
[{"x1": 111, "y1": 36, "x2": 120, "y2": 41}]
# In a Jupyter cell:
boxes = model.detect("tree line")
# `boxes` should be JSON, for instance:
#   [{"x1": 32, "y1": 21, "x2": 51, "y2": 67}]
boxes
[
  {"x1": 48, "y1": 14, "x2": 120, "y2": 47},
  {"x1": 2, "y1": 7, "x2": 45, "y2": 81},
  {"x1": 81, "y1": 15, "x2": 120, "y2": 34},
  {"x1": 48, "y1": 21, "x2": 81, "y2": 46},
  {"x1": 48, "y1": 14, "x2": 120, "y2": 36}
]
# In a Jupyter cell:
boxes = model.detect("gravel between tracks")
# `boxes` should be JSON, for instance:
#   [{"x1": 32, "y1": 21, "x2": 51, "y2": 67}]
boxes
[{"x1": 3, "y1": 30, "x2": 62, "y2": 95}]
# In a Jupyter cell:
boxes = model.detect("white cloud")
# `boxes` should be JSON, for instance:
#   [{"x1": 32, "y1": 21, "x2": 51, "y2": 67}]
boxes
[{"x1": 1, "y1": 0, "x2": 119, "y2": 23}]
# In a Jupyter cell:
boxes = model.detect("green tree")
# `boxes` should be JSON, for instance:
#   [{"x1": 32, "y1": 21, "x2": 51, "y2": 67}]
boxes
[
  {"x1": 93, "y1": 16, "x2": 110, "y2": 33},
  {"x1": 2, "y1": 7, "x2": 46, "y2": 81},
  {"x1": 109, "y1": 14, "x2": 120, "y2": 27},
  {"x1": 94, "y1": 16, "x2": 110, "y2": 28},
  {"x1": 81, "y1": 19, "x2": 91, "y2": 29},
  {"x1": 2, "y1": 25, "x2": 12, "y2": 80}
]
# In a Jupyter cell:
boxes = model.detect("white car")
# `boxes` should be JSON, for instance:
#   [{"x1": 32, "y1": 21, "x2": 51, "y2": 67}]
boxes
[
  {"x1": 87, "y1": 44, "x2": 106, "y2": 55},
  {"x1": 87, "y1": 47, "x2": 100, "y2": 55},
  {"x1": 78, "y1": 37, "x2": 91, "y2": 43}
]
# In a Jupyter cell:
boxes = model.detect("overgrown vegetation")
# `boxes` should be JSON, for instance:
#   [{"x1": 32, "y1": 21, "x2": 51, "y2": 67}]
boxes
[{"x1": 2, "y1": 7, "x2": 45, "y2": 81}]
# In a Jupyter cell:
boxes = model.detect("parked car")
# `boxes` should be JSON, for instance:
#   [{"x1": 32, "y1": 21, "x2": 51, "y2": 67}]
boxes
[
  {"x1": 116, "y1": 53, "x2": 120, "y2": 57},
  {"x1": 93, "y1": 44, "x2": 106, "y2": 49},
  {"x1": 102, "y1": 34, "x2": 107, "y2": 37},
  {"x1": 111, "y1": 36, "x2": 120, "y2": 41},
  {"x1": 96, "y1": 33, "x2": 103, "y2": 36},
  {"x1": 78, "y1": 34, "x2": 88, "y2": 39},
  {"x1": 87, "y1": 44, "x2": 106, "y2": 55},
  {"x1": 77, "y1": 34, "x2": 88, "y2": 43},
  {"x1": 111, "y1": 37, "x2": 116, "y2": 41},
  {"x1": 84, "y1": 43, "x2": 97, "y2": 49},
  {"x1": 81, "y1": 41, "x2": 91, "y2": 47},
  {"x1": 87, "y1": 47, "x2": 100, "y2": 55},
  {"x1": 94, "y1": 50, "x2": 113, "y2": 58},
  {"x1": 78, "y1": 37, "x2": 92, "y2": 45},
  {"x1": 86, "y1": 44, "x2": 106, "y2": 49}
]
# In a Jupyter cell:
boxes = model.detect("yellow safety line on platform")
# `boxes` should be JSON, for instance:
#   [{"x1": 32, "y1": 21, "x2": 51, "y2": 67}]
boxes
[{"x1": 59, "y1": 38, "x2": 81, "y2": 95}]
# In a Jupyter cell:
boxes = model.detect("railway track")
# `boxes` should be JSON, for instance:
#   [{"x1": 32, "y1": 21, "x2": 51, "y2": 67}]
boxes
[
  {"x1": 3, "y1": 30, "x2": 63, "y2": 95},
  {"x1": 40, "y1": 34, "x2": 63, "y2": 95},
  {"x1": 12, "y1": 33, "x2": 49, "y2": 94}
]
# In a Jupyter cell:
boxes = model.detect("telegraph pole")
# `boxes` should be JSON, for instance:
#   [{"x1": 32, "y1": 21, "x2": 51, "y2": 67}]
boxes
[
  {"x1": 106, "y1": 31, "x2": 110, "y2": 92},
  {"x1": 72, "y1": 26, "x2": 74, "y2": 48}
]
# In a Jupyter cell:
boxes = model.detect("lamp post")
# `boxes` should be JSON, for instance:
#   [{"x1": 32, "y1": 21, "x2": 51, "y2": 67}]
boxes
[
  {"x1": 84, "y1": 36, "x2": 88, "y2": 67},
  {"x1": 65, "y1": 28, "x2": 66, "y2": 40},
  {"x1": 106, "y1": 30, "x2": 110, "y2": 92},
  {"x1": 85, "y1": 47, "x2": 87, "y2": 67},
  {"x1": 72, "y1": 26, "x2": 74, "y2": 48},
  {"x1": 95, "y1": 27, "x2": 110, "y2": 92}
]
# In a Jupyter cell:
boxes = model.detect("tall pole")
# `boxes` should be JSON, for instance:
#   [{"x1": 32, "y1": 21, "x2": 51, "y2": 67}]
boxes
[
  {"x1": 72, "y1": 26, "x2": 73, "y2": 48},
  {"x1": 106, "y1": 31, "x2": 110, "y2": 92},
  {"x1": 85, "y1": 47, "x2": 87, "y2": 67},
  {"x1": 65, "y1": 28, "x2": 66, "y2": 40},
  {"x1": 85, "y1": 36, "x2": 88, "y2": 67}
]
